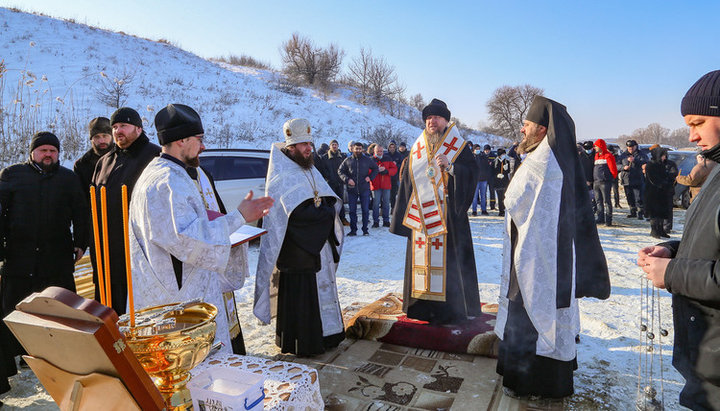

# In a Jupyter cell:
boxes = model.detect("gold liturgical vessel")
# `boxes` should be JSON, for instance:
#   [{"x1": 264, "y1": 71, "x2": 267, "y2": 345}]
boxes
[{"x1": 118, "y1": 301, "x2": 218, "y2": 410}]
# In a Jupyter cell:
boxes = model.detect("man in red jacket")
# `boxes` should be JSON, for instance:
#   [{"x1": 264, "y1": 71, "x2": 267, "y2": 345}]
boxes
[
  {"x1": 370, "y1": 144, "x2": 398, "y2": 227},
  {"x1": 593, "y1": 138, "x2": 618, "y2": 226}
]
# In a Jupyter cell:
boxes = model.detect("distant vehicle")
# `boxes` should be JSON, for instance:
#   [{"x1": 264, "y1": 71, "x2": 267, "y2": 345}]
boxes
[
  {"x1": 667, "y1": 149, "x2": 699, "y2": 209},
  {"x1": 199, "y1": 148, "x2": 270, "y2": 224},
  {"x1": 637, "y1": 143, "x2": 677, "y2": 159}
]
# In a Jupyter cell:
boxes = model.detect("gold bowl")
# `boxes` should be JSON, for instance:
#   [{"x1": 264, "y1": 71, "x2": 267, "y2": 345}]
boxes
[{"x1": 118, "y1": 301, "x2": 217, "y2": 410}]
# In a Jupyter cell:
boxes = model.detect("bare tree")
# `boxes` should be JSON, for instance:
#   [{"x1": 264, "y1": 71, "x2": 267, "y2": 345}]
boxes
[
  {"x1": 95, "y1": 68, "x2": 135, "y2": 109},
  {"x1": 346, "y1": 47, "x2": 405, "y2": 109},
  {"x1": 346, "y1": 48, "x2": 372, "y2": 104},
  {"x1": 630, "y1": 123, "x2": 670, "y2": 145},
  {"x1": 410, "y1": 93, "x2": 425, "y2": 111},
  {"x1": 668, "y1": 126, "x2": 690, "y2": 148},
  {"x1": 486, "y1": 84, "x2": 544, "y2": 141},
  {"x1": 280, "y1": 33, "x2": 344, "y2": 89}
]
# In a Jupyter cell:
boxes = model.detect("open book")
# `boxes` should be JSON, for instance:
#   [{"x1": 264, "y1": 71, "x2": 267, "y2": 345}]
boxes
[
  {"x1": 207, "y1": 210, "x2": 267, "y2": 247},
  {"x1": 230, "y1": 225, "x2": 267, "y2": 247}
]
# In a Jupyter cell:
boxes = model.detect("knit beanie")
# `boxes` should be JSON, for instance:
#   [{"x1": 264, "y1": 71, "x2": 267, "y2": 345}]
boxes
[
  {"x1": 330, "y1": 139, "x2": 339, "y2": 145},
  {"x1": 681, "y1": 70, "x2": 720, "y2": 117},
  {"x1": 110, "y1": 107, "x2": 143, "y2": 128},
  {"x1": 422, "y1": 98, "x2": 451, "y2": 122},
  {"x1": 154, "y1": 104, "x2": 204, "y2": 145},
  {"x1": 88, "y1": 117, "x2": 112, "y2": 138},
  {"x1": 30, "y1": 131, "x2": 60, "y2": 152}
]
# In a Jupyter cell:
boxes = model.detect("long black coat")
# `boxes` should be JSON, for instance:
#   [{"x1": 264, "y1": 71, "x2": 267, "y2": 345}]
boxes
[
  {"x1": 73, "y1": 148, "x2": 104, "y2": 199},
  {"x1": 91, "y1": 133, "x2": 160, "y2": 314},
  {"x1": 644, "y1": 148, "x2": 674, "y2": 219},
  {"x1": 0, "y1": 161, "x2": 89, "y2": 283}
]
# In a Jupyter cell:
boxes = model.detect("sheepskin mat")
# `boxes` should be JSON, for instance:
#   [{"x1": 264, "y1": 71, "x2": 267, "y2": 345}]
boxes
[{"x1": 342, "y1": 293, "x2": 499, "y2": 358}]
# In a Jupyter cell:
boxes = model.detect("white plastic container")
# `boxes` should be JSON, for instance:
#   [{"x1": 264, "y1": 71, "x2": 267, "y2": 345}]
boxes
[{"x1": 189, "y1": 367, "x2": 265, "y2": 410}]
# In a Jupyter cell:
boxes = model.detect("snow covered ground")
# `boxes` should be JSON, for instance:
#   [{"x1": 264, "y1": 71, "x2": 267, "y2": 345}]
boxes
[{"x1": 0, "y1": 205, "x2": 686, "y2": 409}]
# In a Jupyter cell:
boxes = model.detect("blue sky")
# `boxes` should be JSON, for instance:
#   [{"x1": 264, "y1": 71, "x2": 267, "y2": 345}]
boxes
[{"x1": 3, "y1": 0, "x2": 718, "y2": 141}]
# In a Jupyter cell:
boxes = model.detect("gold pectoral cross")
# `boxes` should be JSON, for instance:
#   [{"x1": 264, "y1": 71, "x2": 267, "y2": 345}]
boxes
[{"x1": 313, "y1": 191, "x2": 321, "y2": 208}]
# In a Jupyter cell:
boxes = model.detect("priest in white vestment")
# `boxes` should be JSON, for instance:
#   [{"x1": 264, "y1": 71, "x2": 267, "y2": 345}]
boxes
[
  {"x1": 254, "y1": 118, "x2": 345, "y2": 356},
  {"x1": 494, "y1": 96, "x2": 610, "y2": 399},
  {"x1": 129, "y1": 104, "x2": 273, "y2": 353}
]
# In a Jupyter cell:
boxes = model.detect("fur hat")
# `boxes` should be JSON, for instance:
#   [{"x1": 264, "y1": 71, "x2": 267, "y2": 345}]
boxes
[
  {"x1": 88, "y1": 117, "x2": 112, "y2": 139},
  {"x1": 283, "y1": 118, "x2": 313, "y2": 146},
  {"x1": 422, "y1": 98, "x2": 451, "y2": 122}
]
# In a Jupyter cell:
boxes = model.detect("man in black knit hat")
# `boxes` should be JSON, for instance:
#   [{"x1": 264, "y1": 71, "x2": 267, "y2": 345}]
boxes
[
  {"x1": 91, "y1": 107, "x2": 160, "y2": 315},
  {"x1": 640, "y1": 69, "x2": 720, "y2": 409},
  {"x1": 0, "y1": 132, "x2": 89, "y2": 396},
  {"x1": 390, "y1": 98, "x2": 481, "y2": 325},
  {"x1": 129, "y1": 104, "x2": 272, "y2": 355},
  {"x1": 74, "y1": 117, "x2": 114, "y2": 199}
]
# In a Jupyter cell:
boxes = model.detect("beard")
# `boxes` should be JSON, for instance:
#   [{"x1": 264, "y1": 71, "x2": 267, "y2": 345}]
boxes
[
  {"x1": 517, "y1": 130, "x2": 546, "y2": 155},
  {"x1": 93, "y1": 144, "x2": 112, "y2": 157},
  {"x1": 35, "y1": 159, "x2": 58, "y2": 172},
  {"x1": 284, "y1": 148, "x2": 314, "y2": 169},
  {"x1": 185, "y1": 155, "x2": 200, "y2": 168}
]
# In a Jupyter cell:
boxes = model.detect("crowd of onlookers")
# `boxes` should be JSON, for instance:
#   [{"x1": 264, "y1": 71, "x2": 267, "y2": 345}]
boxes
[{"x1": 312, "y1": 136, "x2": 713, "y2": 240}]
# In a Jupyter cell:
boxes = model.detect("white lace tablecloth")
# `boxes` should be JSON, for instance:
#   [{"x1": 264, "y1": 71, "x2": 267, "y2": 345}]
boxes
[{"x1": 191, "y1": 353, "x2": 324, "y2": 410}]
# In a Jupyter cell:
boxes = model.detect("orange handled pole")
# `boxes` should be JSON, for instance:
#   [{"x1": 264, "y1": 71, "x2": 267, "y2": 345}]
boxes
[
  {"x1": 89, "y1": 186, "x2": 106, "y2": 305},
  {"x1": 121, "y1": 185, "x2": 134, "y2": 328},
  {"x1": 100, "y1": 186, "x2": 112, "y2": 308}
]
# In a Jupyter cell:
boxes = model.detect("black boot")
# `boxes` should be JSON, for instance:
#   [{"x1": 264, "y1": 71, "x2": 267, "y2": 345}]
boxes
[
  {"x1": 605, "y1": 212, "x2": 613, "y2": 227},
  {"x1": 659, "y1": 223, "x2": 671, "y2": 238},
  {"x1": 595, "y1": 212, "x2": 605, "y2": 224},
  {"x1": 637, "y1": 210, "x2": 644, "y2": 220},
  {"x1": 627, "y1": 208, "x2": 637, "y2": 218},
  {"x1": 650, "y1": 219, "x2": 661, "y2": 239}
]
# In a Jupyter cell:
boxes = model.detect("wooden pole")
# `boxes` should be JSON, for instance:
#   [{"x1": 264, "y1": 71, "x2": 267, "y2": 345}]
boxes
[
  {"x1": 100, "y1": 186, "x2": 112, "y2": 308},
  {"x1": 89, "y1": 186, "x2": 106, "y2": 305},
  {"x1": 121, "y1": 185, "x2": 134, "y2": 327}
]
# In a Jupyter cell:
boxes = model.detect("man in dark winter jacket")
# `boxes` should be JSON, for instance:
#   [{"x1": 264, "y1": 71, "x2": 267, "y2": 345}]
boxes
[
  {"x1": 338, "y1": 142, "x2": 378, "y2": 236},
  {"x1": 91, "y1": 107, "x2": 160, "y2": 315},
  {"x1": 0, "y1": 132, "x2": 89, "y2": 391},
  {"x1": 484, "y1": 145, "x2": 498, "y2": 210},
  {"x1": 619, "y1": 139, "x2": 647, "y2": 219},
  {"x1": 639, "y1": 70, "x2": 720, "y2": 410},
  {"x1": 471, "y1": 144, "x2": 493, "y2": 215},
  {"x1": 493, "y1": 148, "x2": 513, "y2": 216},
  {"x1": 321, "y1": 139, "x2": 348, "y2": 225},
  {"x1": 73, "y1": 117, "x2": 114, "y2": 199},
  {"x1": 663, "y1": 155, "x2": 679, "y2": 233}
]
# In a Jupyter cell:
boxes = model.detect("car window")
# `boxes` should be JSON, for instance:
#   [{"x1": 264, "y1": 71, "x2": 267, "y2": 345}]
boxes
[{"x1": 200, "y1": 156, "x2": 269, "y2": 181}]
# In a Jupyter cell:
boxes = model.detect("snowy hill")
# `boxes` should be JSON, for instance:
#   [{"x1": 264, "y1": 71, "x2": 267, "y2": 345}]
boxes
[{"x1": 0, "y1": 7, "x2": 494, "y2": 166}]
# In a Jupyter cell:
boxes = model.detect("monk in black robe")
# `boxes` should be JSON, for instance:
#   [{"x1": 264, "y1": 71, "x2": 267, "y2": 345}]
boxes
[
  {"x1": 495, "y1": 96, "x2": 610, "y2": 399},
  {"x1": 390, "y1": 99, "x2": 481, "y2": 325}
]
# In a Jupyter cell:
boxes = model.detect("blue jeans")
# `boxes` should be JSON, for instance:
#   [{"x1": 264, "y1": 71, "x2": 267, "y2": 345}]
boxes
[
  {"x1": 372, "y1": 189, "x2": 391, "y2": 225},
  {"x1": 472, "y1": 181, "x2": 488, "y2": 213},
  {"x1": 348, "y1": 188, "x2": 370, "y2": 233}
]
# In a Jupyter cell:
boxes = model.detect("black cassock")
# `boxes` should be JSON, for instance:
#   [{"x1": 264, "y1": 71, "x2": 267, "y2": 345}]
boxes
[
  {"x1": 275, "y1": 197, "x2": 343, "y2": 356},
  {"x1": 390, "y1": 143, "x2": 481, "y2": 325}
]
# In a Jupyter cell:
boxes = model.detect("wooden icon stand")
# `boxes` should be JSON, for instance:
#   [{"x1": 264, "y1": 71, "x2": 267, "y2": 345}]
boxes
[{"x1": 3, "y1": 287, "x2": 165, "y2": 410}]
